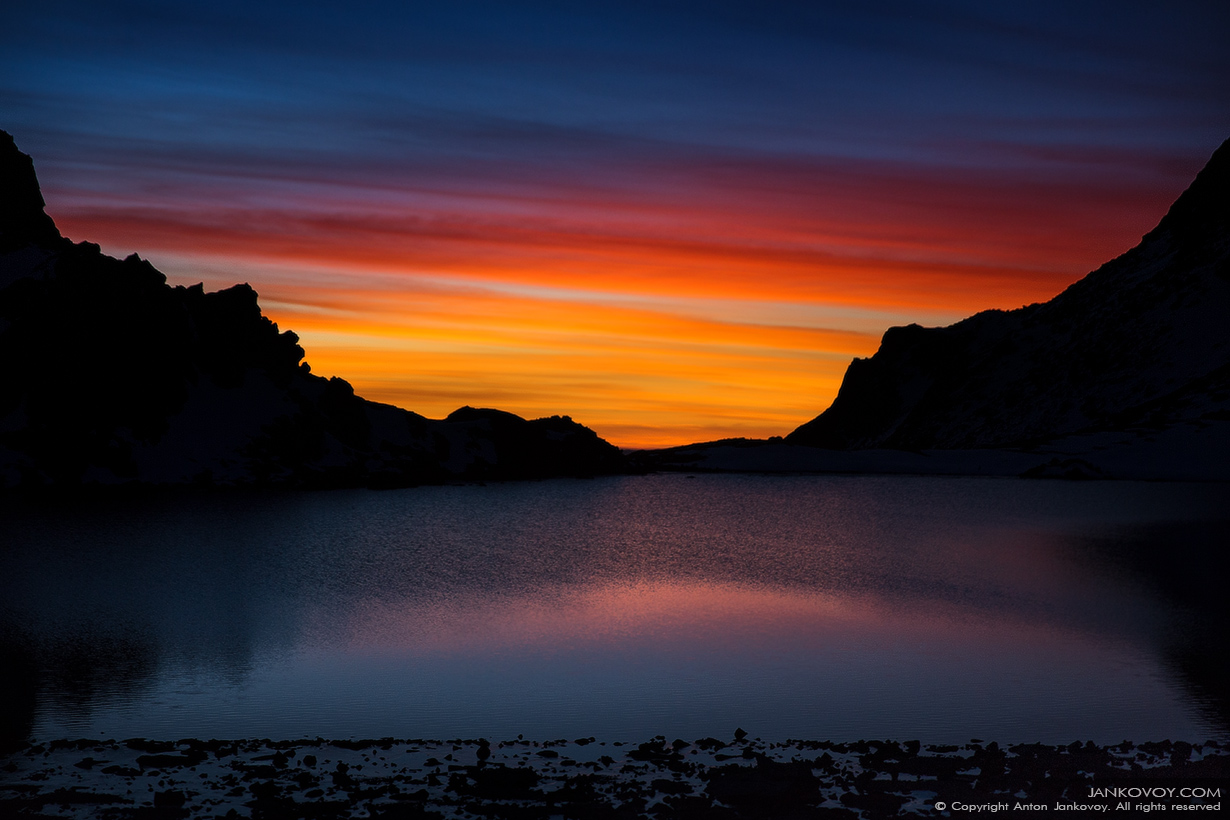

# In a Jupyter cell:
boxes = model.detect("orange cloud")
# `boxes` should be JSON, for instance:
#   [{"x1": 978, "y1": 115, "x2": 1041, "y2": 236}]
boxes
[
  {"x1": 44, "y1": 153, "x2": 1185, "y2": 448},
  {"x1": 253, "y1": 282, "x2": 866, "y2": 448}
]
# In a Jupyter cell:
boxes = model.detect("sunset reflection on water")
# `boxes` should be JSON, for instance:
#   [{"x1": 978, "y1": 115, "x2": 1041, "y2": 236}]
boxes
[{"x1": 3, "y1": 475, "x2": 1225, "y2": 743}]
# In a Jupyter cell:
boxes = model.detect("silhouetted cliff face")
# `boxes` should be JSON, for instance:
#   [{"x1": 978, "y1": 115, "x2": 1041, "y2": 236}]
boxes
[
  {"x1": 0, "y1": 131, "x2": 624, "y2": 488},
  {"x1": 789, "y1": 138, "x2": 1230, "y2": 451},
  {"x1": 0, "y1": 132, "x2": 61, "y2": 252}
]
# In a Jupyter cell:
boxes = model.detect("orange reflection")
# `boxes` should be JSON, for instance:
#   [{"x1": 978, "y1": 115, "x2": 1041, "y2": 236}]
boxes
[{"x1": 337, "y1": 580, "x2": 1079, "y2": 657}]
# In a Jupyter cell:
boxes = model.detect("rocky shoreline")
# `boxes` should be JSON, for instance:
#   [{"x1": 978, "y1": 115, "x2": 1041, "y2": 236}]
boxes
[{"x1": 2, "y1": 735, "x2": 1225, "y2": 819}]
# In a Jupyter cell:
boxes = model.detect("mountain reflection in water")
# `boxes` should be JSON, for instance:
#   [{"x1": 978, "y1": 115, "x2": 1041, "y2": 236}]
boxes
[{"x1": 1, "y1": 474, "x2": 1226, "y2": 745}]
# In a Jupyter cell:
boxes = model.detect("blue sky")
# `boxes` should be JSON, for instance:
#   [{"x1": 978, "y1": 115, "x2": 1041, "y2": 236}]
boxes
[{"x1": 7, "y1": 1, "x2": 1226, "y2": 172}]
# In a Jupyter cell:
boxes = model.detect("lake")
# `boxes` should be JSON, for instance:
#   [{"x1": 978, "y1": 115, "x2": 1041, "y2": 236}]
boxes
[{"x1": 2, "y1": 474, "x2": 1226, "y2": 745}]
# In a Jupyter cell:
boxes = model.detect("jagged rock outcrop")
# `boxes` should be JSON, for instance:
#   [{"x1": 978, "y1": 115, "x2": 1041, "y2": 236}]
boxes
[
  {"x1": 0, "y1": 131, "x2": 624, "y2": 488},
  {"x1": 0, "y1": 132, "x2": 61, "y2": 252},
  {"x1": 788, "y1": 138, "x2": 1230, "y2": 452}
]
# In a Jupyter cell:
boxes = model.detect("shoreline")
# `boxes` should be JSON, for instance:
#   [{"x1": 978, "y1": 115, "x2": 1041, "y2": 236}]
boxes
[{"x1": 3, "y1": 735, "x2": 1225, "y2": 819}]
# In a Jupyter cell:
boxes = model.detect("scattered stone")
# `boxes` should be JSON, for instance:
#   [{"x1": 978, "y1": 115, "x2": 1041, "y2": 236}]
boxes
[
  {"x1": 153, "y1": 788, "x2": 187, "y2": 807},
  {"x1": 136, "y1": 751, "x2": 206, "y2": 769},
  {"x1": 1, "y1": 736, "x2": 1225, "y2": 819}
]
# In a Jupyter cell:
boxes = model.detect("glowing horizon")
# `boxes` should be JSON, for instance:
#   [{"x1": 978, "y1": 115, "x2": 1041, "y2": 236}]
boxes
[{"x1": 39, "y1": 151, "x2": 1203, "y2": 448}]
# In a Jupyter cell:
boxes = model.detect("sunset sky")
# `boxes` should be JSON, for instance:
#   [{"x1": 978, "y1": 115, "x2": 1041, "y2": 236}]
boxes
[{"x1": 4, "y1": 1, "x2": 1229, "y2": 447}]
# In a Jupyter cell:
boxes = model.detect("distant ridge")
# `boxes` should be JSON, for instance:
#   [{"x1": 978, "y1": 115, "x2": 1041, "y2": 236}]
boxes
[
  {"x1": 785, "y1": 138, "x2": 1230, "y2": 462},
  {"x1": 0, "y1": 131, "x2": 625, "y2": 489}
]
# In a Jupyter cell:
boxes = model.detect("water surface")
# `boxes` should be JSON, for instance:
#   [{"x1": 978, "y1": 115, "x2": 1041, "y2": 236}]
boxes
[{"x1": 2, "y1": 474, "x2": 1225, "y2": 744}]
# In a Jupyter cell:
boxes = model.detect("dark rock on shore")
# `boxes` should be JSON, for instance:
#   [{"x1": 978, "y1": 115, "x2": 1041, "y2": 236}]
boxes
[{"x1": 0, "y1": 131, "x2": 625, "y2": 489}]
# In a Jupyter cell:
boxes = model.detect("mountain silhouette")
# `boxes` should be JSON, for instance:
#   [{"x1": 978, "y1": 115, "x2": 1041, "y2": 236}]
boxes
[
  {"x1": 783, "y1": 138, "x2": 1230, "y2": 475},
  {"x1": 0, "y1": 131, "x2": 624, "y2": 489}
]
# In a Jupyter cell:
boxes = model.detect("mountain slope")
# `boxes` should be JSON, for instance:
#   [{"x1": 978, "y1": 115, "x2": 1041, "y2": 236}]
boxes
[
  {"x1": 787, "y1": 139, "x2": 1230, "y2": 456},
  {"x1": 0, "y1": 131, "x2": 624, "y2": 489}
]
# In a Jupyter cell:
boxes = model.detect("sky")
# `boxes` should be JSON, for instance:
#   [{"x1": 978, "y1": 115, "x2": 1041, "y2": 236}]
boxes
[{"x1": 3, "y1": 1, "x2": 1229, "y2": 448}]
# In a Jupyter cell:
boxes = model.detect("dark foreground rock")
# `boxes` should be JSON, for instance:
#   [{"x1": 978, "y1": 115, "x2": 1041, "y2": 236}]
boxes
[
  {"x1": 1, "y1": 735, "x2": 1225, "y2": 819},
  {"x1": 0, "y1": 131, "x2": 625, "y2": 489}
]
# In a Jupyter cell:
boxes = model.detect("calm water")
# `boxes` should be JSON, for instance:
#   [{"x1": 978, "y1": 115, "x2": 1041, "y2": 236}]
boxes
[{"x1": 2, "y1": 474, "x2": 1226, "y2": 744}]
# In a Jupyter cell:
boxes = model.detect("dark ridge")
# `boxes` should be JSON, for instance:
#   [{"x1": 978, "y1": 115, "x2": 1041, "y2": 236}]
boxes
[
  {"x1": 0, "y1": 130, "x2": 625, "y2": 489},
  {"x1": 788, "y1": 137, "x2": 1230, "y2": 452}
]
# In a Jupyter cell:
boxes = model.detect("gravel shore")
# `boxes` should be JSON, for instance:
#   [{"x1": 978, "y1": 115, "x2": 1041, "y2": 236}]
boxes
[{"x1": 2, "y1": 735, "x2": 1226, "y2": 818}]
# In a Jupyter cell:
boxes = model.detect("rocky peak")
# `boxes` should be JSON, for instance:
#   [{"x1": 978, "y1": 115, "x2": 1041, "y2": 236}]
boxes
[
  {"x1": 787, "y1": 137, "x2": 1230, "y2": 451},
  {"x1": 0, "y1": 130, "x2": 62, "y2": 251},
  {"x1": 1149, "y1": 137, "x2": 1230, "y2": 247}
]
